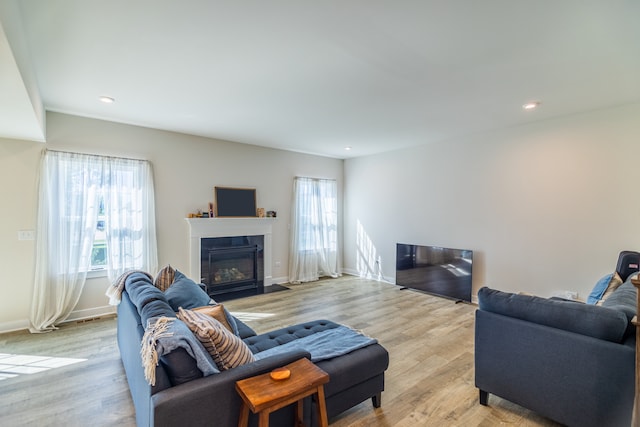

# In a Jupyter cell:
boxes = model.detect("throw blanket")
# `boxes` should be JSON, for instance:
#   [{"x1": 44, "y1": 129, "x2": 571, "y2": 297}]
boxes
[
  {"x1": 106, "y1": 270, "x2": 153, "y2": 306},
  {"x1": 254, "y1": 325, "x2": 377, "y2": 362},
  {"x1": 141, "y1": 316, "x2": 219, "y2": 385}
]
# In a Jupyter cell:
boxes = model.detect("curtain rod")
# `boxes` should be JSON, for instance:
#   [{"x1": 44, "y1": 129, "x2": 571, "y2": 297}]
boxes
[
  {"x1": 295, "y1": 176, "x2": 337, "y2": 182},
  {"x1": 44, "y1": 148, "x2": 148, "y2": 163}
]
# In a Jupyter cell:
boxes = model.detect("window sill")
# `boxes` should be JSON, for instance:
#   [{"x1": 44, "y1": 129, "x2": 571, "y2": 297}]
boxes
[{"x1": 86, "y1": 269, "x2": 107, "y2": 279}]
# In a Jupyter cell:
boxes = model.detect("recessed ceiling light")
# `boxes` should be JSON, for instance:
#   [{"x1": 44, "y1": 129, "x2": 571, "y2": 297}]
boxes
[
  {"x1": 344, "y1": 146, "x2": 352, "y2": 151},
  {"x1": 99, "y1": 96, "x2": 115, "y2": 104},
  {"x1": 522, "y1": 101, "x2": 540, "y2": 110}
]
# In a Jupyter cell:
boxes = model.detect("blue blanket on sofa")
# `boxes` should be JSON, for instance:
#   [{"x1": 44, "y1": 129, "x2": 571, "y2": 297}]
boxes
[{"x1": 253, "y1": 325, "x2": 377, "y2": 362}]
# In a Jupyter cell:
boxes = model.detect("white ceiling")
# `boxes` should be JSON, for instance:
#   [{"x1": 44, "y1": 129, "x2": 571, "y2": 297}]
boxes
[{"x1": 2, "y1": 0, "x2": 639, "y2": 159}]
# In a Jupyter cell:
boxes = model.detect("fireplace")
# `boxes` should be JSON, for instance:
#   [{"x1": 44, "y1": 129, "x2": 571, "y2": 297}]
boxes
[
  {"x1": 201, "y1": 236, "x2": 264, "y2": 297},
  {"x1": 185, "y1": 218, "x2": 274, "y2": 299}
]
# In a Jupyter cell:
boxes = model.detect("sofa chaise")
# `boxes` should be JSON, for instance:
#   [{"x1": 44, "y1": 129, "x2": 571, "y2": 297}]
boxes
[{"x1": 116, "y1": 271, "x2": 389, "y2": 427}]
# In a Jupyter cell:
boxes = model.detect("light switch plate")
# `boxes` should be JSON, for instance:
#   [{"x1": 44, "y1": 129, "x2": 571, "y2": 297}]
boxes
[{"x1": 18, "y1": 230, "x2": 35, "y2": 240}]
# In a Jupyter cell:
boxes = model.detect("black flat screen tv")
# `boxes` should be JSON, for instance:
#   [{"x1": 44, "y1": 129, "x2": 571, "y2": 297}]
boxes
[
  {"x1": 214, "y1": 187, "x2": 257, "y2": 217},
  {"x1": 396, "y1": 243, "x2": 473, "y2": 302}
]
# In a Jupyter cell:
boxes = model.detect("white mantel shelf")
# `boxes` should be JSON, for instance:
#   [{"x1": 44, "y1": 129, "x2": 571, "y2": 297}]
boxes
[
  {"x1": 185, "y1": 217, "x2": 275, "y2": 286},
  {"x1": 185, "y1": 217, "x2": 276, "y2": 238}
]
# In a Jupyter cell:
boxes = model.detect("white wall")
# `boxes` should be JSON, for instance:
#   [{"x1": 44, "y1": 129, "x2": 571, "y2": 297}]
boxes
[
  {"x1": 0, "y1": 112, "x2": 343, "y2": 332},
  {"x1": 344, "y1": 103, "x2": 640, "y2": 301}
]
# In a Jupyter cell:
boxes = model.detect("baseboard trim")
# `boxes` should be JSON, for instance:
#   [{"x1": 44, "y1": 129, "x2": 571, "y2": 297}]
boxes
[
  {"x1": 0, "y1": 305, "x2": 117, "y2": 335},
  {"x1": 0, "y1": 319, "x2": 30, "y2": 334},
  {"x1": 65, "y1": 305, "x2": 117, "y2": 323},
  {"x1": 271, "y1": 276, "x2": 289, "y2": 285},
  {"x1": 341, "y1": 268, "x2": 394, "y2": 284}
]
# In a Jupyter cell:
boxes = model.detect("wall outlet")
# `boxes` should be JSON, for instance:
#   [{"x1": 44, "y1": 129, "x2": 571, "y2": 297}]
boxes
[
  {"x1": 551, "y1": 290, "x2": 579, "y2": 300},
  {"x1": 18, "y1": 230, "x2": 35, "y2": 241}
]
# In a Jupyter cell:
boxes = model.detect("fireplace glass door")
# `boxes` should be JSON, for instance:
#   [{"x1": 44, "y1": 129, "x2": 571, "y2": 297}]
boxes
[{"x1": 201, "y1": 235, "x2": 264, "y2": 297}]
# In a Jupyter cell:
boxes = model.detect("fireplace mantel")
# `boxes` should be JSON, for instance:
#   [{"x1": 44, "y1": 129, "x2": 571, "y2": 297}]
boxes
[{"x1": 185, "y1": 218, "x2": 274, "y2": 286}]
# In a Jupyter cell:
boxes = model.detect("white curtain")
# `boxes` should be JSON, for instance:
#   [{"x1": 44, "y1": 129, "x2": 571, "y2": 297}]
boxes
[
  {"x1": 288, "y1": 177, "x2": 339, "y2": 283},
  {"x1": 102, "y1": 156, "x2": 158, "y2": 282},
  {"x1": 30, "y1": 151, "x2": 157, "y2": 332}
]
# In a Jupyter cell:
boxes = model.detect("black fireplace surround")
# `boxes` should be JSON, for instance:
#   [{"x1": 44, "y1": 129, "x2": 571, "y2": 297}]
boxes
[{"x1": 200, "y1": 235, "x2": 264, "y2": 299}]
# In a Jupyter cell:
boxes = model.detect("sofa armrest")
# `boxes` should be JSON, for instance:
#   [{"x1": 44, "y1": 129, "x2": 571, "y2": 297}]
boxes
[{"x1": 151, "y1": 350, "x2": 310, "y2": 427}]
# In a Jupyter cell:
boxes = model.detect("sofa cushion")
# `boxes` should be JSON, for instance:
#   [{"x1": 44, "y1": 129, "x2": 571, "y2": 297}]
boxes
[
  {"x1": 125, "y1": 273, "x2": 171, "y2": 315},
  {"x1": 235, "y1": 317, "x2": 257, "y2": 339},
  {"x1": 139, "y1": 299, "x2": 176, "y2": 326},
  {"x1": 165, "y1": 270, "x2": 212, "y2": 310},
  {"x1": 243, "y1": 320, "x2": 340, "y2": 354},
  {"x1": 587, "y1": 272, "x2": 622, "y2": 305},
  {"x1": 193, "y1": 304, "x2": 238, "y2": 335},
  {"x1": 154, "y1": 265, "x2": 176, "y2": 291},
  {"x1": 478, "y1": 287, "x2": 629, "y2": 343},
  {"x1": 159, "y1": 347, "x2": 203, "y2": 386},
  {"x1": 177, "y1": 308, "x2": 256, "y2": 371}
]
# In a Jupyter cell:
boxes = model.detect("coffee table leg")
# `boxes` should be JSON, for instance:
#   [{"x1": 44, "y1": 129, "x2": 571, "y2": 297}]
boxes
[
  {"x1": 258, "y1": 410, "x2": 270, "y2": 427},
  {"x1": 316, "y1": 386, "x2": 329, "y2": 427},
  {"x1": 295, "y1": 398, "x2": 304, "y2": 426},
  {"x1": 238, "y1": 403, "x2": 249, "y2": 427}
]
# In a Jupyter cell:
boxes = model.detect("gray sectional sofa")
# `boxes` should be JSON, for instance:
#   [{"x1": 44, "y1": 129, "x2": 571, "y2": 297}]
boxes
[
  {"x1": 117, "y1": 271, "x2": 389, "y2": 427},
  {"x1": 475, "y1": 278, "x2": 637, "y2": 427}
]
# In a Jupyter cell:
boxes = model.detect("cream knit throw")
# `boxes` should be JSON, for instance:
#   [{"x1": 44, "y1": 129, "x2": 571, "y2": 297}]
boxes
[
  {"x1": 105, "y1": 270, "x2": 153, "y2": 306},
  {"x1": 140, "y1": 317, "x2": 174, "y2": 386}
]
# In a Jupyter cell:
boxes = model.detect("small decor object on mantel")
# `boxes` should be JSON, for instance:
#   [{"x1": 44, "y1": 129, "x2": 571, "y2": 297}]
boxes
[
  {"x1": 266, "y1": 211, "x2": 277, "y2": 218},
  {"x1": 257, "y1": 208, "x2": 265, "y2": 218},
  {"x1": 209, "y1": 202, "x2": 214, "y2": 218}
]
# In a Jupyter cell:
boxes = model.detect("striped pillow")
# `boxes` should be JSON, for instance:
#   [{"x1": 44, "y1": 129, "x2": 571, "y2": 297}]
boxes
[
  {"x1": 177, "y1": 307, "x2": 255, "y2": 370},
  {"x1": 154, "y1": 265, "x2": 176, "y2": 291},
  {"x1": 192, "y1": 304, "x2": 236, "y2": 335}
]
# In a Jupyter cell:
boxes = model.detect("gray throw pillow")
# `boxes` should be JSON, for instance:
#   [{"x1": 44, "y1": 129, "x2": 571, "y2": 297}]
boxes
[{"x1": 165, "y1": 270, "x2": 212, "y2": 311}]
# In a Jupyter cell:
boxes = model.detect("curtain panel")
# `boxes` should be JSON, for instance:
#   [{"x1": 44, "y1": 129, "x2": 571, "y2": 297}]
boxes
[
  {"x1": 29, "y1": 150, "x2": 157, "y2": 332},
  {"x1": 288, "y1": 177, "x2": 339, "y2": 283}
]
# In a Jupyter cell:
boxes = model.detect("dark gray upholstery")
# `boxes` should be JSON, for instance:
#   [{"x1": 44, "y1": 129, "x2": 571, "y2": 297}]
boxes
[
  {"x1": 478, "y1": 287, "x2": 629, "y2": 343},
  {"x1": 117, "y1": 273, "x2": 389, "y2": 427},
  {"x1": 475, "y1": 286, "x2": 636, "y2": 427},
  {"x1": 243, "y1": 320, "x2": 340, "y2": 353}
]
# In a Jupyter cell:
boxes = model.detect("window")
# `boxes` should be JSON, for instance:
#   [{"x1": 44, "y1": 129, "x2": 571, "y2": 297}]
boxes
[
  {"x1": 30, "y1": 150, "x2": 158, "y2": 332},
  {"x1": 288, "y1": 177, "x2": 339, "y2": 283},
  {"x1": 295, "y1": 178, "x2": 338, "y2": 251},
  {"x1": 91, "y1": 198, "x2": 107, "y2": 269}
]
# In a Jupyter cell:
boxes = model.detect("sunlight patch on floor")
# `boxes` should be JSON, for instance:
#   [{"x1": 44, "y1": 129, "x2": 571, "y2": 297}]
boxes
[
  {"x1": 230, "y1": 312, "x2": 275, "y2": 322},
  {"x1": 0, "y1": 353, "x2": 86, "y2": 380}
]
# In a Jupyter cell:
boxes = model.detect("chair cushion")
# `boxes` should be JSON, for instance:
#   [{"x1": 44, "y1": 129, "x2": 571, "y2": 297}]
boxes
[
  {"x1": 596, "y1": 272, "x2": 624, "y2": 306},
  {"x1": 602, "y1": 277, "x2": 638, "y2": 321}
]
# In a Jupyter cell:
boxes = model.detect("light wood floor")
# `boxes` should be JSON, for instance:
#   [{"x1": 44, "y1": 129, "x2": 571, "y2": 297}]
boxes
[{"x1": 0, "y1": 276, "x2": 561, "y2": 427}]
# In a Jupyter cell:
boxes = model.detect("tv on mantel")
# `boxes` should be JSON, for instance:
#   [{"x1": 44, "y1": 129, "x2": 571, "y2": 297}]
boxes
[{"x1": 214, "y1": 187, "x2": 257, "y2": 217}]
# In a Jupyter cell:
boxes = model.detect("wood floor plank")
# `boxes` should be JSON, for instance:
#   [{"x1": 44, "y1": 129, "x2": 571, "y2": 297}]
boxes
[{"x1": 0, "y1": 276, "x2": 561, "y2": 426}]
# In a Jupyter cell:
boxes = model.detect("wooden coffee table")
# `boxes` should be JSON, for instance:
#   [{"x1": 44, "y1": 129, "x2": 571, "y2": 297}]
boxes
[{"x1": 235, "y1": 358, "x2": 330, "y2": 427}]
